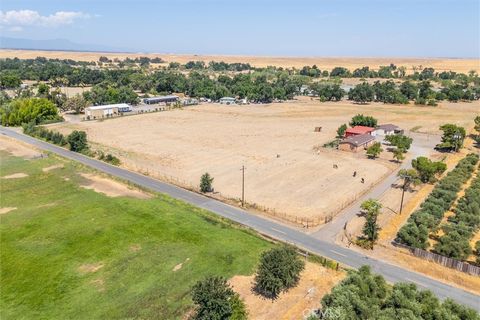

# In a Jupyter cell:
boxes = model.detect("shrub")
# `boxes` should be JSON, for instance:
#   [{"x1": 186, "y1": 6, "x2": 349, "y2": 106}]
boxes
[
  {"x1": 366, "y1": 142, "x2": 383, "y2": 159},
  {"x1": 67, "y1": 130, "x2": 88, "y2": 153},
  {"x1": 200, "y1": 172, "x2": 214, "y2": 193},
  {"x1": 104, "y1": 154, "x2": 121, "y2": 166},
  {"x1": 191, "y1": 276, "x2": 245, "y2": 320},
  {"x1": 254, "y1": 246, "x2": 305, "y2": 299}
]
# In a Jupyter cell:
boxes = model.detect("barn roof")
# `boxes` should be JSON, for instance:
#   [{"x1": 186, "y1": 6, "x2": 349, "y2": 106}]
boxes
[
  {"x1": 346, "y1": 126, "x2": 375, "y2": 135},
  {"x1": 340, "y1": 134, "x2": 375, "y2": 147},
  {"x1": 86, "y1": 103, "x2": 130, "y2": 110},
  {"x1": 377, "y1": 124, "x2": 399, "y2": 131}
]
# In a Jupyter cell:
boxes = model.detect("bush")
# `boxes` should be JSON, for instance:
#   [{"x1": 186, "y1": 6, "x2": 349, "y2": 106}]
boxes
[
  {"x1": 191, "y1": 276, "x2": 246, "y2": 320},
  {"x1": 104, "y1": 153, "x2": 120, "y2": 165},
  {"x1": 254, "y1": 246, "x2": 305, "y2": 299},
  {"x1": 366, "y1": 142, "x2": 383, "y2": 159},
  {"x1": 67, "y1": 130, "x2": 88, "y2": 153},
  {"x1": 200, "y1": 172, "x2": 214, "y2": 193}
]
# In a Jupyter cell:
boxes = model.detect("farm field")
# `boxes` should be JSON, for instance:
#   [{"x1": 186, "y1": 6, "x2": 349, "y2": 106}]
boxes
[
  {"x1": 0, "y1": 146, "x2": 275, "y2": 319},
  {"x1": 1, "y1": 49, "x2": 479, "y2": 73},
  {"x1": 50, "y1": 97, "x2": 480, "y2": 222}
]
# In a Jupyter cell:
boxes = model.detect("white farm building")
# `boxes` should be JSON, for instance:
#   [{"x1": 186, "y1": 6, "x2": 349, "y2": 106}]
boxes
[{"x1": 84, "y1": 103, "x2": 132, "y2": 119}]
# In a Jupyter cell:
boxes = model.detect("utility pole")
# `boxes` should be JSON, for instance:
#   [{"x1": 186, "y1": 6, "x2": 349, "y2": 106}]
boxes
[
  {"x1": 241, "y1": 165, "x2": 246, "y2": 206},
  {"x1": 399, "y1": 181, "x2": 406, "y2": 214}
]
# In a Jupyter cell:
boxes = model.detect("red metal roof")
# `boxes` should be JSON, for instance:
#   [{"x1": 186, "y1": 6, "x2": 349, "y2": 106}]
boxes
[{"x1": 345, "y1": 126, "x2": 375, "y2": 135}]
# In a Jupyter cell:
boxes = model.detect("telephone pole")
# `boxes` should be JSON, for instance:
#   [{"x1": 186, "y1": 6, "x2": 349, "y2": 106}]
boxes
[
  {"x1": 399, "y1": 181, "x2": 406, "y2": 214},
  {"x1": 241, "y1": 165, "x2": 246, "y2": 206}
]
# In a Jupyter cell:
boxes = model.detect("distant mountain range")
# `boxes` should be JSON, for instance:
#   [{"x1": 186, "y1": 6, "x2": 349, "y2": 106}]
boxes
[{"x1": 0, "y1": 37, "x2": 133, "y2": 53}]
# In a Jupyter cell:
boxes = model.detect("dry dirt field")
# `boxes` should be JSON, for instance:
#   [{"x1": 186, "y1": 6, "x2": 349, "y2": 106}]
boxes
[
  {"x1": 230, "y1": 261, "x2": 345, "y2": 320},
  {"x1": 50, "y1": 97, "x2": 480, "y2": 223},
  {"x1": 1, "y1": 49, "x2": 479, "y2": 73}
]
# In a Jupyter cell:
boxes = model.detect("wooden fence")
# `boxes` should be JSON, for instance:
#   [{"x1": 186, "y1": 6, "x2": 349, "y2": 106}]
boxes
[{"x1": 392, "y1": 241, "x2": 480, "y2": 276}]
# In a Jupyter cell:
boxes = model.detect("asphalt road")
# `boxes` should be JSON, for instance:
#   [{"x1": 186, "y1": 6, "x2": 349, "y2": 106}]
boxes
[{"x1": 1, "y1": 127, "x2": 478, "y2": 311}]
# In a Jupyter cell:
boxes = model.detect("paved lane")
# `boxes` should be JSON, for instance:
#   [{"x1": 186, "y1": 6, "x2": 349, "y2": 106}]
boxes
[{"x1": 1, "y1": 127, "x2": 478, "y2": 310}]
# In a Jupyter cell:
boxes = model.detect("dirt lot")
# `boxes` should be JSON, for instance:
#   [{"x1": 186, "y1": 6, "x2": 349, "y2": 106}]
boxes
[
  {"x1": 1, "y1": 49, "x2": 479, "y2": 73},
  {"x1": 230, "y1": 262, "x2": 344, "y2": 320},
  {"x1": 0, "y1": 135, "x2": 42, "y2": 159},
  {"x1": 49, "y1": 97, "x2": 479, "y2": 222},
  {"x1": 79, "y1": 173, "x2": 152, "y2": 199}
]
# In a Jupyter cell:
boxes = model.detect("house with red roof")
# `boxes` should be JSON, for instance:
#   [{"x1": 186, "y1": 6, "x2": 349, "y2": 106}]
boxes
[{"x1": 345, "y1": 126, "x2": 375, "y2": 137}]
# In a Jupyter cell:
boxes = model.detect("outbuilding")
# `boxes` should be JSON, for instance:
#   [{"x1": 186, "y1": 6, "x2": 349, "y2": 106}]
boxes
[
  {"x1": 339, "y1": 134, "x2": 376, "y2": 152},
  {"x1": 85, "y1": 103, "x2": 131, "y2": 119},
  {"x1": 345, "y1": 126, "x2": 376, "y2": 137},
  {"x1": 219, "y1": 97, "x2": 236, "y2": 105},
  {"x1": 143, "y1": 95, "x2": 179, "y2": 105},
  {"x1": 375, "y1": 124, "x2": 403, "y2": 136}
]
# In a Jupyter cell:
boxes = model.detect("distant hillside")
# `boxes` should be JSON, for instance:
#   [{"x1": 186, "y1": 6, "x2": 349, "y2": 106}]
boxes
[{"x1": 0, "y1": 37, "x2": 132, "y2": 53}]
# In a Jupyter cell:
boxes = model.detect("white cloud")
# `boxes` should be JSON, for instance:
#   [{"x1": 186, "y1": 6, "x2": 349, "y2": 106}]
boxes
[{"x1": 0, "y1": 10, "x2": 90, "y2": 28}]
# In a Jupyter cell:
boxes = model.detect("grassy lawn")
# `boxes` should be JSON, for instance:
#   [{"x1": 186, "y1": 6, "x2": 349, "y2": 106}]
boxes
[{"x1": 0, "y1": 152, "x2": 271, "y2": 319}]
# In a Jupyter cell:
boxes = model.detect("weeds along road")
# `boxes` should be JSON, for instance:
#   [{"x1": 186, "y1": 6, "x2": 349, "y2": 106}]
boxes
[{"x1": 1, "y1": 126, "x2": 478, "y2": 311}]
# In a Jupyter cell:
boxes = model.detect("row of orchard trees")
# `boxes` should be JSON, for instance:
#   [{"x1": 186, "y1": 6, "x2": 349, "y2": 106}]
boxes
[{"x1": 396, "y1": 154, "x2": 479, "y2": 251}]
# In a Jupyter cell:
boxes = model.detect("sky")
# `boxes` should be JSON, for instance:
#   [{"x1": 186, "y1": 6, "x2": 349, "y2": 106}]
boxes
[{"x1": 1, "y1": 0, "x2": 479, "y2": 58}]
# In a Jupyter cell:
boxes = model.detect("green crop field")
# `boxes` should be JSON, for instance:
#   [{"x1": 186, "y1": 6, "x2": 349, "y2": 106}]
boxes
[{"x1": 0, "y1": 151, "x2": 271, "y2": 319}]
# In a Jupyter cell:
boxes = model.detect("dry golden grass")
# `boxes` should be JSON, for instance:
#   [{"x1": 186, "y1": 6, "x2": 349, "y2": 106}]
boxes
[
  {"x1": 229, "y1": 262, "x2": 345, "y2": 320},
  {"x1": 1, "y1": 49, "x2": 479, "y2": 73}
]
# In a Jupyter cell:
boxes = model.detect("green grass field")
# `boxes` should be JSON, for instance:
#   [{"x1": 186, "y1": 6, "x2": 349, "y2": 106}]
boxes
[{"x1": 0, "y1": 151, "x2": 271, "y2": 319}]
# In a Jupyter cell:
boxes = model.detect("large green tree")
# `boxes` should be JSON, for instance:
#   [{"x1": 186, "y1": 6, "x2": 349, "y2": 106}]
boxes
[
  {"x1": 359, "y1": 199, "x2": 382, "y2": 247},
  {"x1": 191, "y1": 276, "x2": 247, "y2": 320},
  {"x1": 63, "y1": 94, "x2": 88, "y2": 114},
  {"x1": 254, "y1": 246, "x2": 305, "y2": 299},
  {"x1": 436, "y1": 124, "x2": 466, "y2": 152},
  {"x1": 366, "y1": 142, "x2": 383, "y2": 159},
  {"x1": 348, "y1": 82, "x2": 375, "y2": 104},
  {"x1": 67, "y1": 130, "x2": 88, "y2": 153},
  {"x1": 0, "y1": 98, "x2": 59, "y2": 126},
  {"x1": 349, "y1": 114, "x2": 378, "y2": 127},
  {"x1": 0, "y1": 72, "x2": 22, "y2": 89},
  {"x1": 412, "y1": 156, "x2": 447, "y2": 183}
]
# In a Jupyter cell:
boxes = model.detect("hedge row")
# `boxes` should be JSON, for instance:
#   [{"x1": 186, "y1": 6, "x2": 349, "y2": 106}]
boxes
[
  {"x1": 22, "y1": 121, "x2": 67, "y2": 146},
  {"x1": 434, "y1": 173, "x2": 480, "y2": 261},
  {"x1": 396, "y1": 153, "x2": 479, "y2": 249}
]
